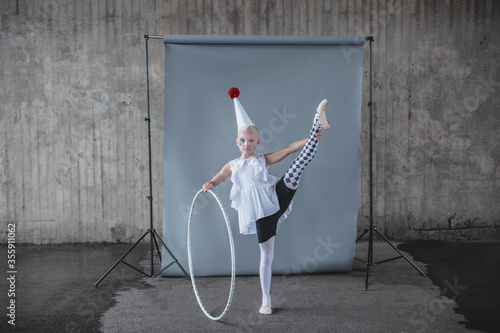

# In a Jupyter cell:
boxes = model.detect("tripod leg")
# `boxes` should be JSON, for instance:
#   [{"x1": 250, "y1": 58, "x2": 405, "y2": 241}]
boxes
[
  {"x1": 95, "y1": 231, "x2": 150, "y2": 286},
  {"x1": 365, "y1": 244, "x2": 371, "y2": 291},
  {"x1": 149, "y1": 231, "x2": 163, "y2": 276},
  {"x1": 152, "y1": 229, "x2": 191, "y2": 279},
  {"x1": 365, "y1": 227, "x2": 374, "y2": 290},
  {"x1": 355, "y1": 227, "x2": 370, "y2": 264},
  {"x1": 356, "y1": 227, "x2": 370, "y2": 243},
  {"x1": 365, "y1": 257, "x2": 371, "y2": 290},
  {"x1": 374, "y1": 228, "x2": 427, "y2": 277},
  {"x1": 152, "y1": 232, "x2": 162, "y2": 260}
]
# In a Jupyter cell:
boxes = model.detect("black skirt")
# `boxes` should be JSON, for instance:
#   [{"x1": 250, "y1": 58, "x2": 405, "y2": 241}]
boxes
[{"x1": 255, "y1": 177, "x2": 296, "y2": 243}]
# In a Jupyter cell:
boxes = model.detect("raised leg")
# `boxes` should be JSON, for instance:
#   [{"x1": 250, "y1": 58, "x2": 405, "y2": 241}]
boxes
[{"x1": 283, "y1": 99, "x2": 329, "y2": 190}]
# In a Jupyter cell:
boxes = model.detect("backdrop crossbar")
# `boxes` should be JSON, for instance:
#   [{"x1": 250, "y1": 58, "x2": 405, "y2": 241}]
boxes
[{"x1": 97, "y1": 34, "x2": 426, "y2": 291}]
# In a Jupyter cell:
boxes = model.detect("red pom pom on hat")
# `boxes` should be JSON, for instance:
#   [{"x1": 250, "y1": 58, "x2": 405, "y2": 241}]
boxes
[
  {"x1": 228, "y1": 87, "x2": 240, "y2": 99},
  {"x1": 229, "y1": 87, "x2": 254, "y2": 129}
]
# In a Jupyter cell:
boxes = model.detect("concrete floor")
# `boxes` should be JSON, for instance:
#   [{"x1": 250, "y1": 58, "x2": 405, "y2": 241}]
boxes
[{"x1": 0, "y1": 241, "x2": 498, "y2": 332}]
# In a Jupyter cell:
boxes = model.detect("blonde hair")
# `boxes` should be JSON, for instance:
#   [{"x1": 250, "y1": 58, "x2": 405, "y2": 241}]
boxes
[{"x1": 238, "y1": 125, "x2": 259, "y2": 136}]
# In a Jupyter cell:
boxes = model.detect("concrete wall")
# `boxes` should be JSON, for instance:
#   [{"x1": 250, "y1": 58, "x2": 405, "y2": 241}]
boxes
[{"x1": 0, "y1": 0, "x2": 498, "y2": 244}]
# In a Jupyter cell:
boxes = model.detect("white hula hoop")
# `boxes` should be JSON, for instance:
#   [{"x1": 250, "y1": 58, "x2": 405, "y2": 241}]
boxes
[{"x1": 187, "y1": 189, "x2": 236, "y2": 321}]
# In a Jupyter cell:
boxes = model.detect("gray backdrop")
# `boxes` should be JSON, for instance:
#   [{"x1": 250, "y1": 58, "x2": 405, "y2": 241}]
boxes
[{"x1": 162, "y1": 35, "x2": 364, "y2": 276}]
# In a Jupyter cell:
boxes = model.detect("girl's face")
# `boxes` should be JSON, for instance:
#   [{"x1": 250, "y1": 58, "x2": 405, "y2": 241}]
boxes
[{"x1": 236, "y1": 128, "x2": 260, "y2": 157}]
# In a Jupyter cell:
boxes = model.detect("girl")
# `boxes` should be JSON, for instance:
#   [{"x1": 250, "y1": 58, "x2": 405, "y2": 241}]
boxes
[{"x1": 203, "y1": 95, "x2": 329, "y2": 315}]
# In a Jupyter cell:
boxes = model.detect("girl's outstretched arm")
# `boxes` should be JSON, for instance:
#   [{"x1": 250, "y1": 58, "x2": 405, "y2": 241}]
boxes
[
  {"x1": 203, "y1": 162, "x2": 231, "y2": 192},
  {"x1": 264, "y1": 131, "x2": 323, "y2": 167}
]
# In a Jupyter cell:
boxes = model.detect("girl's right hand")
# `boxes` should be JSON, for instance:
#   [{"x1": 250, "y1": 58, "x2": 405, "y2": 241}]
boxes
[{"x1": 202, "y1": 181, "x2": 215, "y2": 192}]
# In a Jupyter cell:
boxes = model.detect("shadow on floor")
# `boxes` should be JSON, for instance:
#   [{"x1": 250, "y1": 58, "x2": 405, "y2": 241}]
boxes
[
  {"x1": 398, "y1": 241, "x2": 500, "y2": 333},
  {"x1": 0, "y1": 243, "x2": 150, "y2": 332}
]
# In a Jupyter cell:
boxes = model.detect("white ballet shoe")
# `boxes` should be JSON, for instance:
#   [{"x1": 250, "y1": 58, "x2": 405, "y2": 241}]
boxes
[
  {"x1": 259, "y1": 300, "x2": 272, "y2": 315},
  {"x1": 315, "y1": 98, "x2": 330, "y2": 129}
]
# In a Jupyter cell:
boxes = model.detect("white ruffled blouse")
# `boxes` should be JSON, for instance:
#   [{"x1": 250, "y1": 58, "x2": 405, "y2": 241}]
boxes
[{"x1": 229, "y1": 154, "x2": 293, "y2": 235}]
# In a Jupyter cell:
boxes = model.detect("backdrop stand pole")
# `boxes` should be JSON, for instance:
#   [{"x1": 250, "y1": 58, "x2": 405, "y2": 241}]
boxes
[
  {"x1": 96, "y1": 35, "x2": 189, "y2": 286},
  {"x1": 355, "y1": 36, "x2": 426, "y2": 291}
]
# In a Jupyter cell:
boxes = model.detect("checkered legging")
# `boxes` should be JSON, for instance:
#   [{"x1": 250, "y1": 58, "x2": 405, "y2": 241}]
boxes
[{"x1": 283, "y1": 116, "x2": 322, "y2": 190}]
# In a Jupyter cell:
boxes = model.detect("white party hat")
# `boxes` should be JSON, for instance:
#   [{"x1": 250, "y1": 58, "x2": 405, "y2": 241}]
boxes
[{"x1": 228, "y1": 87, "x2": 254, "y2": 131}]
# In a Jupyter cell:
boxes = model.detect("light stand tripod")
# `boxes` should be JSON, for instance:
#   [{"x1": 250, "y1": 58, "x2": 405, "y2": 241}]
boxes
[
  {"x1": 355, "y1": 36, "x2": 426, "y2": 291},
  {"x1": 95, "y1": 35, "x2": 189, "y2": 286}
]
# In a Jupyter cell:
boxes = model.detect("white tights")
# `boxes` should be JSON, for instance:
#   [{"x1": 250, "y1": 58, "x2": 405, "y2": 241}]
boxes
[{"x1": 259, "y1": 236, "x2": 275, "y2": 304}]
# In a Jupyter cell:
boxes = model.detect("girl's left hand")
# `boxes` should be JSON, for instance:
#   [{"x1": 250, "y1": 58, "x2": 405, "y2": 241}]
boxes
[{"x1": 311, "y1": 130, "x2": 323, "y2": 140}]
